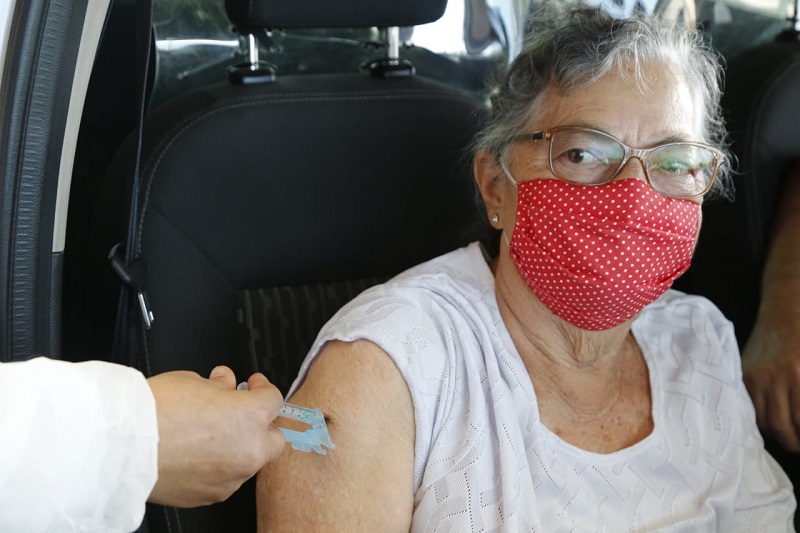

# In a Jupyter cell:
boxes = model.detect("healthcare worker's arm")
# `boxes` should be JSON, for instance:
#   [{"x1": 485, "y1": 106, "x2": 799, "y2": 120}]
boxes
[
  {"x1": 0, "y1": 357, "x2": 157, "y2": 532},
  {"x1": 147, "y1": 365, "x2": 286, "y2": 507},
  {"x1": 0, "y1": 358, "x2": 286, "y2": 532}
]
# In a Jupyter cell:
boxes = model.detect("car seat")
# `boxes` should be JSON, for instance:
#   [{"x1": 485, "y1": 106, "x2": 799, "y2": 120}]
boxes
[
  {"x1": 674, "y1": 34, "x2": 800, "y2": 349},
  {"x1": 90, "y1": 0, "x2": 489, "y2": 530},
  {"x1": 672, "y1": 31, "x2": 800, "y2": 525}
]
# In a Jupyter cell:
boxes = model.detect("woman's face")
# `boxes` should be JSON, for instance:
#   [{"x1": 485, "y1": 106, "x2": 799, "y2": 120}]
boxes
[{"x1": 476, "y1": 61, "x2": 704, "y2": 236}]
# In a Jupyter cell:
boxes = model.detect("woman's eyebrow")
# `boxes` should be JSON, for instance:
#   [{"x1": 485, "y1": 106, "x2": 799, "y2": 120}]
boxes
[{"x1": 655, "y1": 134, "x2": 694, "y2": 144}]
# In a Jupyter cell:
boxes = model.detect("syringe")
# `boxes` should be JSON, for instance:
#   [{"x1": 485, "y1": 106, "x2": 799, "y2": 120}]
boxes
[
  {"x1": 279, "y1": 402, "x2": 323, "y2": 426},
  {"x1": 237, "y1": 382, "x2": 335, "y2": 455}
]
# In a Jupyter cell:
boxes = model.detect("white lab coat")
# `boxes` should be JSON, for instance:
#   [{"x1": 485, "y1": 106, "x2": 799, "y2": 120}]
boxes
[{"x1": 0, "y1": 357, "x2": 158, "y2": 532}]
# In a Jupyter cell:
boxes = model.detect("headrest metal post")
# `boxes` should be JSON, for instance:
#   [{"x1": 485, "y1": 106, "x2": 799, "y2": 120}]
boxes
[
  {"x1": 387, "y1": 27, "x2": 400, "y2": 61},
  {"x1": 228, "y1": 32, "x2": 277, "y2": 84},
  {"x1": 795, "y1": 0, "x2": 800, "y2": 32},
  {"x1": 364, "y1": 26, "x2": 415, "y2": 79},
  {"x1": 248, "y1": 34, "x2": 260, "y2": 65},
  {"x1": 783, "y1": 0, "x2": 800, "y2": 35}
]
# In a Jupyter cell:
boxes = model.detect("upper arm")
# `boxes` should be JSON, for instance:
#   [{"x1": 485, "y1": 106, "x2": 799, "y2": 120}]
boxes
[{"x1": 257, "y1": 339, "x2": 416, "y2": 532}]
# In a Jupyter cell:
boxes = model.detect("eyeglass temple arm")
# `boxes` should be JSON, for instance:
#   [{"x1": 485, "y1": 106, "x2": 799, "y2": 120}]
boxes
[{"x1": 511, "y1": 131, "x2": 549, "y2": 141}]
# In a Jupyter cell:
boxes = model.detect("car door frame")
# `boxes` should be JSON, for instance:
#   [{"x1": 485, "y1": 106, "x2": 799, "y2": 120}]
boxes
[{"x1": 0, "y1": 0, "x2": 109, "y2": 362}]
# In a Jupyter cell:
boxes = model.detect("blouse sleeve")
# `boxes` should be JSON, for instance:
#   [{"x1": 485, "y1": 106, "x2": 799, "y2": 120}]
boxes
[{"x1": 0, "y1": 357, "x2": 158, "y2": 532}]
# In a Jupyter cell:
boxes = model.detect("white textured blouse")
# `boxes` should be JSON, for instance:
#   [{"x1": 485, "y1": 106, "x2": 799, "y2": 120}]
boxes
[{"x1": 291, "y1": 243, "x2": 796, "y2": 532}]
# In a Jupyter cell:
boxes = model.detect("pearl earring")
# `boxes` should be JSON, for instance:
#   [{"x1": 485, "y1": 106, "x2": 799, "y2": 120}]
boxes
[{"x1": 491, "y1": 214, "x2": 500, "y2": 225}]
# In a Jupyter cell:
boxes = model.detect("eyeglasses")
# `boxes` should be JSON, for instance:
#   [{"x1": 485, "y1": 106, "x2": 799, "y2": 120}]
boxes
[{"x1": 510, "y1": 126, "x2": 726, "y2": 199}]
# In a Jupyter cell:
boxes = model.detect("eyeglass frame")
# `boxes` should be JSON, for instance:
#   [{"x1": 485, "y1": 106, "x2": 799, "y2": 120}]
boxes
[{"x1": 510, "y1": 125, "x2": 727, "y2": 199}]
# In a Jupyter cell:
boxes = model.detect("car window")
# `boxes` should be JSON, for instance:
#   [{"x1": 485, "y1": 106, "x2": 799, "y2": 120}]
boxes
[
  {"x1": 586, "y1": 0, "x2": 792, "y2": 60},
  {"x1": 150, "y1": 0, "x2": 794, "y2": 112},
  {"x1": 697, "y1": 0, "x2": 792, "y2": 59},
  {"x1": 150, "y1": 0, "x2": 517, "y2": 107}
]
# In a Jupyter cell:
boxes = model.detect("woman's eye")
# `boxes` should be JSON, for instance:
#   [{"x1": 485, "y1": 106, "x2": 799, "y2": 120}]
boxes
[
  {"x1": 564, "y1": 149, "x2": 602, "y2": 164},
  {"x1": 656, "y1": 160, "x2": 693, "y2": 174}
]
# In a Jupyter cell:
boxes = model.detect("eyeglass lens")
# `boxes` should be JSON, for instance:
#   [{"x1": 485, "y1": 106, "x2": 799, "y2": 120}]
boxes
[{"x1": 549, "y1": 129, "x2": 717, "y2": 198}]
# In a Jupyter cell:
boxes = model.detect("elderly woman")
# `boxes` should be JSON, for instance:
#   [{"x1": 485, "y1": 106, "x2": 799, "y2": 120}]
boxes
[{"x1": 257, "y1": 5, "x2": 795, "y2": 531}]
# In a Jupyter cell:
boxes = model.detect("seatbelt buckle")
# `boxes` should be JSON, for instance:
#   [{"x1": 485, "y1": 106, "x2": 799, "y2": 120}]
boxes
[
  {"x1": 108, "y1": 243, "x2": 155, "y2": 330},
  {"x1": 136, "y1": 290, "x2": 154, "y2": 329}
]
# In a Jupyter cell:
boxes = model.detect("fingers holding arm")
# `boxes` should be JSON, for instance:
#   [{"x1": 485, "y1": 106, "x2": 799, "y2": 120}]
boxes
[
  {"x1": 241, "y1": 371, "x2": 287, "y2": 463},
  {"x1": 208, "y1": 365, "x2": 237, "y2": 389},
  {"x1": 147, "y1": 368, "x2": 285, "y2": 507}
]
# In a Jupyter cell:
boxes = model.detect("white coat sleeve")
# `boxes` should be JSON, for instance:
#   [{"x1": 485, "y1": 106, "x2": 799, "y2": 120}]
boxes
[{"x1": 0, "y1": 357, "x2": 158, "y2": 532}]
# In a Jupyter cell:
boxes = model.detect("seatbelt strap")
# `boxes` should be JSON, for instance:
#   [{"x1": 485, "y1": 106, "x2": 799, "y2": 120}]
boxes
[
  {"x1": 109, "y1": 243, "x2": 153, "y2": 329},
  {"x1": 110, "y1": 0, "x2": 154, "y2": 369}
]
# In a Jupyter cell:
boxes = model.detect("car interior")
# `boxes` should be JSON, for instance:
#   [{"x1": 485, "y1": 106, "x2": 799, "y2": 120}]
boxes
[
  {"x1": 2, "y1": 0, "x2": 800, "y2": 530},
  {"x1": 677, "y1": 18, "x2": 800, "y2": 521},
  {"x1": 671, "y1": 13, "x2": 800, "y2": 518},
  {"x1": 64, "y1": 0, "x2": 491, "y2": 529}
]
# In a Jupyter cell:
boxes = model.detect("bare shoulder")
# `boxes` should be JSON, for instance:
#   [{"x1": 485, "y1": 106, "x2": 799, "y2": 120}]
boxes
[{"x1": 257, "y1": 339, "x2": 416, "y2": 532}]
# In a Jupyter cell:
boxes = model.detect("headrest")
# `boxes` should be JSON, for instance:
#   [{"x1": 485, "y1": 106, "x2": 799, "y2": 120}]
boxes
[{"x1": 225, "y1": 0, "x2": 447, "y2": 31}]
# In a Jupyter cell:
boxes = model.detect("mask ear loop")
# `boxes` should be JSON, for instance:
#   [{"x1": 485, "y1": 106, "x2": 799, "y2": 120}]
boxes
[
  {"x1": 497, "y1": 157, "x2": 519, "y2": 248},
  {"x1": 498, "y1": 158, "x2": 519, "y2": 185}
]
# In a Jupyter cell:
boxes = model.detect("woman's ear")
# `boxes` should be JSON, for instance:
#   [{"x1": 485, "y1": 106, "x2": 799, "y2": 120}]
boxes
[{"x1": 474, "y1": 150, "x2": 507, "y2": 216}]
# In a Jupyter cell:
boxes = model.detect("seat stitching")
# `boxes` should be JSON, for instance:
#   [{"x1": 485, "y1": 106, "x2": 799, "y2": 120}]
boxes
[
  {"x1": 137, "y1": 91, "x2": 480, "y2": 255},
  {"x1": 144, "y1": 203, "x2": 239, "y2": 284}
]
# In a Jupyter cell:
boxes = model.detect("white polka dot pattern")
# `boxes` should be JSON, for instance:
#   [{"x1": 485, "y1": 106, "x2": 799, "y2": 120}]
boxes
[{"x1": 509, "y1": 178, "x2": 700, "y2": 330}]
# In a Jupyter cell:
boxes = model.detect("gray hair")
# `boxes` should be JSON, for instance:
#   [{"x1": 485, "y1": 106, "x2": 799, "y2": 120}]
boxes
[{"x1": 474, "y1": 3, "x2": 732, "y2": 199}]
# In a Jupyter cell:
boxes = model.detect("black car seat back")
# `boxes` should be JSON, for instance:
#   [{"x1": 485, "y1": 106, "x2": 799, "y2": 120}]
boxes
[
  {"x1": 700, "y1": 35, "x2": 800, "y2": 529},
  {"x1": 93, "y1": 0, "x2": 488, "y2": 530},
  {"x1": 675, "y1": 38, "x2": 800, "y2": 346}
]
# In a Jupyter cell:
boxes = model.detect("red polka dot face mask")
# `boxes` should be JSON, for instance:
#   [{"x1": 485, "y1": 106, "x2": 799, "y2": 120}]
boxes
[{"x1": 507, "y1": 178, "x2": 700, "y2": 330}]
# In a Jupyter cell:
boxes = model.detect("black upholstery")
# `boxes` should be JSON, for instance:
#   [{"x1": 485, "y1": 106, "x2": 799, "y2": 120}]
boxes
[
  {"x1": 115, "y1": 75, "x2": 486, "y2": 381},
  {"x1": 673, "y1": 37, "x2": 800, "y2": 524},
  {"x1": 674, "y1": 39, "x2": 800, "y2": 346},
  {"x1": 236, "y1": 276, "x2": 389, "y2": 393},
  {"x1": 225, "y1": 0, "x2": 447, "y2": 31},
  {"x1": 92, "y1": 1, "x2": 488, "y2": 529}
]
